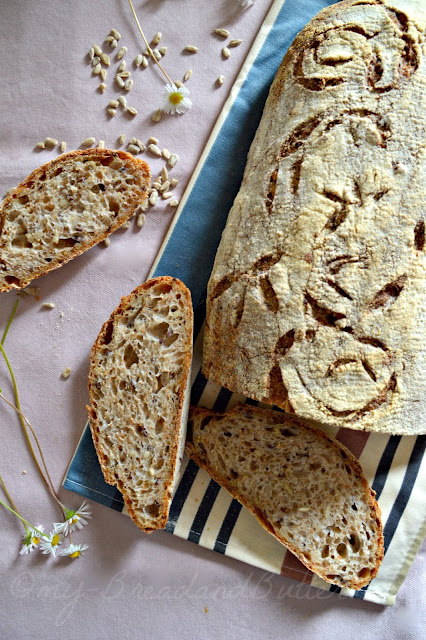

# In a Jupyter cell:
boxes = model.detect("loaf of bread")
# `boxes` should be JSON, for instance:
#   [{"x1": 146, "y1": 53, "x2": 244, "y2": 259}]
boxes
[
  {"x1": 186, "y1": 404, "x2": 384, "y2": 589},
  {"x1": 87, "y1": 277, "x2": 193, "y2": 533},
  {"x1": 203, "y1": 0, "x2": 426, "y2": 435},
  {"x1": 0, "y1": 149, "x2": 150, "y2": 293}
]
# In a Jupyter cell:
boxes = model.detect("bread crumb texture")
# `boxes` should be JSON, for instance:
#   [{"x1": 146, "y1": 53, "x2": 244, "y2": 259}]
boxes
[
  {"x1": 187, "y1": 404, "x2": 384, "y2": 590},
  {"x1": 88, "y1": 277, "x2": 193, "y2": 533},
  {"x1": 203, "y1": 0, "x2": 426, "y2": 435},
  {"x1": 0, "y1": 149, "x2": 150, "y2": 292}
]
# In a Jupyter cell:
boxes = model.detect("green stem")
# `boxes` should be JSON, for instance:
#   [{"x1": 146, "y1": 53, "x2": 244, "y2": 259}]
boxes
[
  {"x1": 127, "y1": 0, "x2": 173, "y2": 84},
  {"x1": 0, "y1": 498, "x2": 47, "y2": 537},
  {"x1": 1, "y1": 297, "x2": 19, "y2": 346},
  {"x1": 0, "y1": 472, "x2": 25, "y2": 528}
]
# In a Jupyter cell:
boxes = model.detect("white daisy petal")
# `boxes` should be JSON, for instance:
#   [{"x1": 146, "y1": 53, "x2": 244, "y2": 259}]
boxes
[
  {"x1": 20, "y1": 525, "x2": 45, "y2": 555},
  {"x1": 40, "y1": 530, "x2": 63, "y2": 557},
  {"x1": 60, "y1": 543, "x2": 89, "y2": 559},
  {"x1": 161, "y1": 84, "x2": 192, "y2": 115}
]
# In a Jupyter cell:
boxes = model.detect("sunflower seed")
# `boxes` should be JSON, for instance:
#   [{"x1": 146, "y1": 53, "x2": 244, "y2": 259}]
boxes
[
  {"x1": 92, "y1": 56, "x2": 100, "y2": 66},
  {"x1": 174, "y1": 80, "x2": 184, "y2": 88},
  {"x1": 161, "y1": 148, "x2": 171, "y2": 160},
  {"x1": 149, "y1": 190, "x2": 158, "y2": 205},
  {"x1": 118, "y1": 60, "x2": 127, "y2": 72},
  {"x1": 229, "y1": 39, "x2": 242, "y2": 47},
  {"x1": 122, "y1": 220, "x2": 131, "y2": 229},
  {"x1": 148, "y1": 108, "x2": 160, "y2": 123},
  {"x1": 222, "y1": 46, "x2": 230, "y2": 59},
  {"x1": 129, "y1": 137, "x2": 138, "y2": 145},
  {"x1": 183, "y1": 69, "x2": 192, "y2": 82},
  {"x1": 148, "y1": 136, "x2": 158, "y2": 145},
  {"x1": 213, "y1": 28, "x2": 230, "y2": 38},
  {"x1": 100, "y1": 53, "x2": 110, "y2": 66},
  {"x1": 161, "y1": 166, "x2": 168, "y2": 182},
  {"x1": 44, "y1": 137, "x2": 58, "y2": 148},
  {"x1": 170, "y1": 177, "x2": 178, "y2": 188},
  {"x1": 136, "y1": 212, "x2": 146, "y2": 228},
  {"x1": 169, "y1": 198, "x2": 179, "y2": 207},
  {"x1": 152, "y1": 32, "x2": 162, "y2": 45},
  {"x1": 103, "y1": 237, "x2": 111, "y2": 247},
  {"x1": 81, "y1": 137, "x2": 96, "y2": 147},
  {"x1": 89, "y1": 47, "x2": 95, "y2": 61},
  {"x1": 148, "y1": 144, "x2": 162, "y2": 157},
  {"x1": 160, "y1": 180, "x2": 170, "y2": 192},
  {"x1": 93, "y1": 63, "x2": 102, "y2": 75},
  {"x1": 138, "y1": 200, "x2": 149, "y2": 213},
  {"x1": 36, "y1": 141, "x2": 45, "y2": 149},
  {"x1": 116, "y1": 75, "x2": 125, "y2": 88},
  {"x1": 126, "y1": 106, "x2": 138, "y2": 116},
  {"x1": 99, "y1": 82, "x2": 107, "y2": 92},
  {"x1": 108, "y1": 99, "x2": 119, "y2": 108},
  {"x1": 111, "y1": 28, "x2": 121, "y2": 40},
  {"x1": 161, "y1": 191, "x2": 173, "y2": 200},
  {"x1": 93, "y1": 44, "x2": 102, "y2": 56},
  {"x1": 152, "y1": 49, "x2": 161, "y2": 61},
  {"x1": 216, "y1": 74, "x2": 225, "y2": 86},
  {"x1": 98, "y1": 140, "x2": 105, "y2": 149},
  {"x1": 116, "y1": 46, "x2": 128, "y2": 60},
  {"x1": 168, "y1": 153, "x2": 179, "y2": 168},
  {"x1": 118, "y1": 134, "x2": 126, "y2": 145},
  {"x1": 118, "y1": 71, "x2": 131, "y2": 78},
  {"x1": 124, "y1": 78, "x2": 133, "y2": 91},
  {"x1": 184, "y1": 45, "x2": 199, "y2": 53},
  {"x1": 42, "y1": 302, "x2": 55, "y2": 309},
  {"x1": 107, "y1": 107, "x2": 117, "y2": 116},
  {"x1": 118, "y1": 95, "x2": 127, "y2": 107},
  {"x1": 128, "y1": 144, "x2": 140, "y2": 155},
  {"x1": 61, "y1": 367, "x2": 72, "y2": 380},
  {"x1": 100, "y1": 68, "x2": 107, "y2": 81},
  {"x1": 60, "y1": 141, "x2": 67, "y2": 152},
  {"x1": 159, "y1": 46, "x2": 167, "y2": 56},
  {"x1": 142, "y1": 55, "x2": 149, "y2": 68},
  {"x1": 134, "y1": 54, "x2": 143, "y2": 67},
  {"x1": 105, "y1": 36, "x2": 115, "y2": 44},
  {"x1": 152, "y1": 181, "x2": 162, "y2": 190},
  {"x1": 110, "y1": 38, "x2": 118, "y2": 48}
]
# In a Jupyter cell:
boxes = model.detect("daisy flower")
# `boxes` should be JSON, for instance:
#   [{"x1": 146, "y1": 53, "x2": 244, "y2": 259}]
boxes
[
  {"x1": 55, "y1": 501, "x2": 92, "y2": 535},
  {"x1": 39, "y1": 527, "x2": 63, "y2": 557},
  {"x1": 161, "y1": 84, "x2": 192, "y2": 115},
  {"x1": 19, "y1": 524, "x2": 45, "y2": 555},
  {"x1": 61, "y1": 543, "x2": 89, "y2": 560}
]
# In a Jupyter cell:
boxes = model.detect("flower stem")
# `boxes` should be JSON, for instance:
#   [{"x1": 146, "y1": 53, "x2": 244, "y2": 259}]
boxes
[
  {"x1": 0, "y1": 498, "x2": 47, "y2": 537},
  {"x1": 127, "y1": 0, "x2": 174, "y2": 84},
  {"x1": 1, "y1": 297, "x2": 19, "y2": 346},
  {"x1": 0, "y1": 472, "x2": 25, "y2": 528}
]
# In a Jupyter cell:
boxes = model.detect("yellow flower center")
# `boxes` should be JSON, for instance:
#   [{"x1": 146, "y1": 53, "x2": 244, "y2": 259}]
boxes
[
  {"x1": 169, "y1": 92, "x2": 183, "y2": 105},
  {"x1": 71, "y1": 515, "x2": 79, "y2": 524},
  {"x1": 70, "y1": 550, "x2": 81, "y2": 559},
  {"x1": 32, "y1": 536, "x2": 40, "y2": 545},
  {"x1": 52, "y1": 534, "x2": 60, "y2": 547}
]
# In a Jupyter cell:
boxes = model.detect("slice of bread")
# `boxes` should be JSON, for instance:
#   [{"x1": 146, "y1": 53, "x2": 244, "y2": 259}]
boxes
[
  {"x1": 0, "y1": 149, "x2": 150, "y2": 293},
  {"x1": 87, "y1": 277, "x2": 193, "y2": 533},
  {"x1": 186, "y1": 404, "x2": 384, "y2": 589}
]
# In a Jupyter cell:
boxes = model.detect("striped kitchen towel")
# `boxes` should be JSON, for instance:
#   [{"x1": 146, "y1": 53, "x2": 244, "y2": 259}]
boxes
[{"x1": 63, "y1": 0, "x2": 426, "y2": 606}]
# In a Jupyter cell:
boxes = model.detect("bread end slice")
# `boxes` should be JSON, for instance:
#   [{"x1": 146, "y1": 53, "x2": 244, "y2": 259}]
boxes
[
  {"x1": 88, "y1": 277, "x2": 193, "y2": 533},
  {"x1": 186, "y1": 404, "x2": 384, "y2": 589}
]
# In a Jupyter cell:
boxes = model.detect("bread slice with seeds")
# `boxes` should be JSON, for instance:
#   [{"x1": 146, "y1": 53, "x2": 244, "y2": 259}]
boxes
[
  {"x1": 0, "y1": 149, "x2": 150, "y2": 293},
  {"x1": 87, "y1": 277, "x2": 193, "y2": 533},
  {"x1": 186, "y1": 404, "x2": 383, "y2": 589}
]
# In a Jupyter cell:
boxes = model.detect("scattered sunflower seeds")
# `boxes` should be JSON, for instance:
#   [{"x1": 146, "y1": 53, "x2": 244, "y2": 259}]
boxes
[
  {"x1": 116, "y1": 75, "x2": 125, "y2": 88},
  {"x1": 152, "y1": 180, "x2": 162, "y2": 190},
  {"x1": 81, "y1": 137, "x2": 96, "y2": 147},
  {"x1": 142, "y1": 55, "x2": 149, "y2": 68},
  {"x1": 118, "y1": 95, "x2": 127, "y2": 107},
  {"x1": 122, "y1": 220, "x2": 131, "y2": 229},
  {"x1": 170, "y1": 177, "x2": 178, "y2": 188},
  {"x1": 148, "y1": 136, "x2": 158, "y2": 145},
  {"x1": 108, "y1": 107, "x2": 117, "y2": 116},
  {"x1": 111, "y1": 28, "x2": 121, "y2": 41},
  {"x1": 98, "y1": 140, "x2": 105, "y2": 149},
  {"x1": 222, "y1": 46, "x2": 230, "y2": 59},
  {"x1": 138, "y1": 200, "x2": 149, "y2": 213},
  {"x1": 103, "y1": 237, "x2": 110, "y2": 247},
  {"x1": 129, "y1": 137, "x2": 138, "y2": 145},
  {"x1": 93, "y1": 44, "x2": 102, "y2": 56},
  {"x1": 136, "y1": 140, "x2": 145, "y2": 151},
  {"x1": 152, "y1": 49, "x2": 161, "y2": 61},
  {"x1": 174, "y1": 80, "x2": 184, "y2": 88},
  {"x1": 89, "y1": 47, "x2": 95, "y2": 61},
  {"x1": 44, "y1": 137, "x2": 58, "y2": 148},
  {"x1": 93, "y1": 63, "x2": 102, "y2": 75},
  {"x1": 168, "y1": 153, "x2": 179, "y2": 168},
  {"x1": 110, "y1": 38, "x2": 118, "y2": 48},
  {"x1": 61, "y1": 367, "x2": 72, "y2": 380},
  {"x1": 118, "y1": 134, "x2": 126, "y2": 145},
  {"x1": 99, "y1": 82, "x2": 107, "y2": 92},
  {"x1": 149, "y1": 190, "x2": 158, "y2": 205},
  {"x1": 229, "y1": 39, "x2": 242, "y2": 47},
  {"x1": 92, "y1": 56, "x2": 100, "y2": 66},
  {"x1": 100, "y1": 68, "x2": 107, "y2": 81},
  {"x1": 151, "y1": 109, "x2": 162, "y2": 123},
  {"x1": 134, "y1": 54, "x2": 143, "y2": 67},
  {"x1": 128, "y1": 144, "x2": 140, "y2": 155},
  {"x1": 161, "y1": 166, "x2": 168, "y2": 182},
  {"x1": 124, "y1": 78, "x2": 134, "y2": 91},
  {"x1": 126, "y1": 106, "x2": 138, "y2": 116},
  {"x1": 160, "y1": 180, "x2": 170, "y2": 192},
  {"x1": 136, "y1": 213, "x2": 146, "y2": 228},
  {"x1": 148, "y1": 144, "x2": 162, "y2": 156},
  {"x1": 216, "y1": 74, "x2": 225, "y2": 86},
  {"x1": 36, "y1": 141, "x2": 45, "y2": 150},
  {"x1": 109, "y1": 99, "x2": 119, "y2": 108},
  {"x1": 105, "y1": 35, "x2": 115, "y2": 44},
  {"x1": 183, "y1": 69, "x2": 192, "y2": 82},
  {"x1": 161, "y1": 148, "x2": 171, "y2": 160},
  {"x1": 152, "y1": 32, "x2": 162, "y2": 45},
  {"x1": 118, "y1": 60, "x2": 127, "y2": 72},
  {"x1": 41, "y1": 302, "x2": 55, "y2": 309},
  {"x1": 100, "y1": 53, "x2": 110, "y2": 66},
  {"x1": 161, "y1": 191, "x2": 173, "y2": 200},
  {"x1": 169, "y1": 198, "x2": 179, "y2": 207},
  {"x1": 116, "y1": 46, "x2": 128, "y2": 60},
  {"x1": 118, "y1": 71, "x2": 131, "y2": 78},
  {"x1": 159, "y1": 46, "x2": 167, "y2": 56},
  {"x1": 213, "y1": 28, "x2": 230, "y2": 38},
  {"x1": 184, "y1": 45, "x2": 199, "y2": 53},
  {"x1": 60, "y1": 141, "x2": 67, "y2": 152}
]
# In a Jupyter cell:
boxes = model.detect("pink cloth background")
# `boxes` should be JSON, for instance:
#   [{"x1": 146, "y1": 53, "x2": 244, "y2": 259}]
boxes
[{"x1": 0, "y1": 0, "x2": 424, "y2": 637}]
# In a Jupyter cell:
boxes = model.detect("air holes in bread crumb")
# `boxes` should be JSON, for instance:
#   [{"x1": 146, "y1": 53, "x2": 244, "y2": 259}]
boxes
[{"x1": 124, "y1": 343, "x2": 139, "y2": 368}]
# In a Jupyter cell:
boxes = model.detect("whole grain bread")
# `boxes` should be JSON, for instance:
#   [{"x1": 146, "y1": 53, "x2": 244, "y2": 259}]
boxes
[
  {"x1": 87, "y1": 277, "x2": 193, "y2": 533},
  {"x1": 0, "y1": 149, "x2": 150, "y2": 293},
  {"x1": 186, "y1": 403, "x2": 384, "y2": 589},
  {"x1": 203, "y1": 0, "x2": 426, "y2": 435}
]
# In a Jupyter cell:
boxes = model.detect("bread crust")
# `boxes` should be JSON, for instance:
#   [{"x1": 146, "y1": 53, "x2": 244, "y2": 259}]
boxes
[
  {"x1": 186, "y1": 404, "x2": 384, "y2": 590},
  {"x1": 87, "y1": 276, "x2": 193, "y2": 533},
  {"x1": 0, "y1": 149, "x2": 150, "y2": 293},
  {"x1": 203, "y1": 0, "x2": 426, "y2": 435}
]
